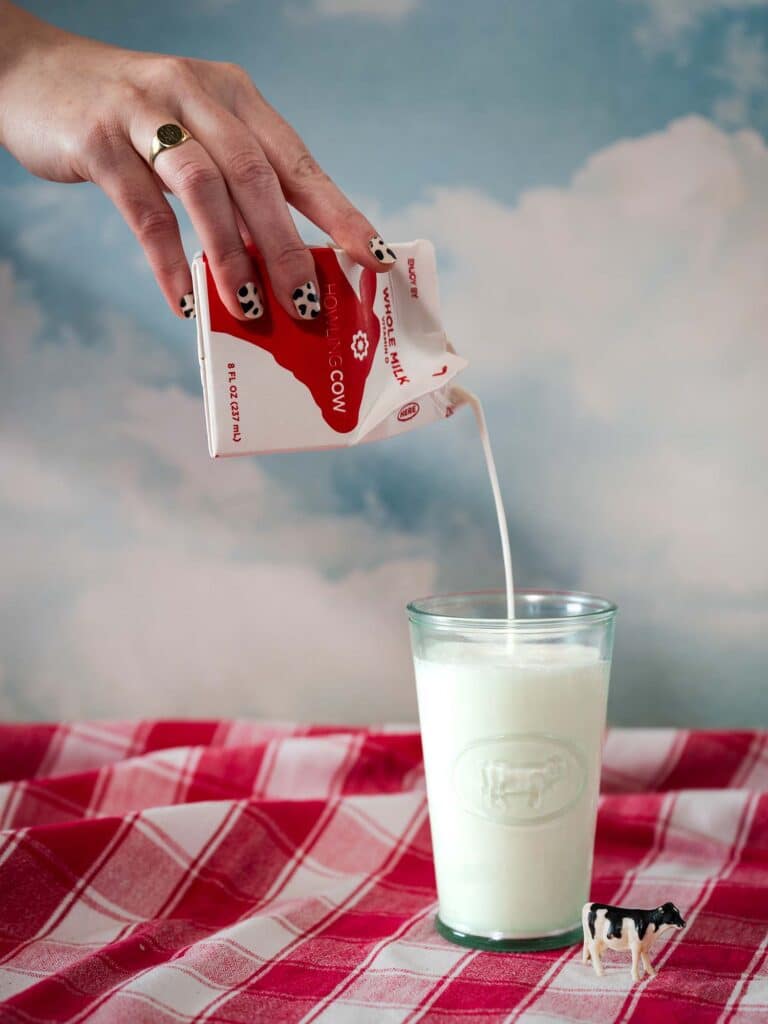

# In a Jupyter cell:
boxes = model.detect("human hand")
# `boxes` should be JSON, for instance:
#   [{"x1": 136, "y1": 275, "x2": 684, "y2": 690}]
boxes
[{"x1": 0, "y1": 3, "x2": 398, "y2": 321}]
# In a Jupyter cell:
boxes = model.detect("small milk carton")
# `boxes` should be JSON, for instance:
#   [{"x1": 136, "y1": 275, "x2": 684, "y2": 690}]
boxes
[{"x1": 191, "y1": 240, "x2": 466, "y2": 456}]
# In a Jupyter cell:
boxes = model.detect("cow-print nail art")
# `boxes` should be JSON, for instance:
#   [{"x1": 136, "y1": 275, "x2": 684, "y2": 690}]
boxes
[
  {"x1": 237, "y1": 281, "x2": 264, "y2": 320},
  {"x1": 291, "y1": 281, "x2": 321, "y2": 320},
  {"x1": 368, "y1": 235, "x2": 396, "y2": 264},
  {"x1": 180, "y1": 293, "x2": 196, "y2": 319}
]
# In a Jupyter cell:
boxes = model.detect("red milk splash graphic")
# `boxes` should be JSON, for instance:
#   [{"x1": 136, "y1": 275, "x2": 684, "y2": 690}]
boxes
[{"x1": 205, "y1": 248, "x2": 380, "y2": 434}]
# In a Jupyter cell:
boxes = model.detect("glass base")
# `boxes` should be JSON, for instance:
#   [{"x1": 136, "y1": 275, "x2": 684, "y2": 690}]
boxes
[{"x1": 436, "y1": 915, "x2": 582, "y2": 952}]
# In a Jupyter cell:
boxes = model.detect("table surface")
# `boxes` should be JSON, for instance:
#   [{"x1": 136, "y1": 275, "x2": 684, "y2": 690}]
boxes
[{"x1": 0, "y1": 722, "x2": 766, "y2": 1023}]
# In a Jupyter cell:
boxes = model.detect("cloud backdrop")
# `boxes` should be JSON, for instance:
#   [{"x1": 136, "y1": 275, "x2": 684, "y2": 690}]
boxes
[{"x1": 0, "y1": 1, "x2": 766, "y2": 725}]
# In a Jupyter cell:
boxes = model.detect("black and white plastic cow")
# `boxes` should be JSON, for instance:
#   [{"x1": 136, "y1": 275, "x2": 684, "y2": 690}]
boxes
[{"x1": 582, "y1": 901, "x2": 686, "y2": 982}]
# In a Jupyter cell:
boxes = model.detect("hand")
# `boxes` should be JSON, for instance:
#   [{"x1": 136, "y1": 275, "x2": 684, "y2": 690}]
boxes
[{"x1": 0, "y1": 3, "x2": 398, "y2": 321}]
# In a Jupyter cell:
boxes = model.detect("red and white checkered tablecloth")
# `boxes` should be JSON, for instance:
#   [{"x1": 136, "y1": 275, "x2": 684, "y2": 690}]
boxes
[{"x1": 0, "y1": 723, "x2": 766, "y2": 1023}]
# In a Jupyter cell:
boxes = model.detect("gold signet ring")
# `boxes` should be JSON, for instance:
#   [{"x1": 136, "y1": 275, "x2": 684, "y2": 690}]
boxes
[{"x1": 149, "y1": 123, "x2": 193, "y2": 169}]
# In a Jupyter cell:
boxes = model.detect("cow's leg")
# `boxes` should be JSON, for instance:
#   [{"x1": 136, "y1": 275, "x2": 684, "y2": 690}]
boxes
[
  {"x1": 589, "y1": 942, "x2": 604, "y2": 976},
  {"x1": 582, "y1": 936, "x2": 590, "y2": 963},
  {"x1": 640, "y1": 950, "x2": 656, "y2": 978},
  {"x1": 630, "y1": 941, "x2": 642, "y2": 982}
]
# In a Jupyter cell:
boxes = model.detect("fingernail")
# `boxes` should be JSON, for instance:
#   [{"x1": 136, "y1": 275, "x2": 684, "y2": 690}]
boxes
[
  {"x1": 368, "y1": 235, "x2": 396, "y2": 264},
  {"x1": 237, "y1": 281, "x2": 264, "y2": 320},
  {"x1": 180, "y1": 293, "x2": 196, "y2": 319},
  {"x1": 292, "y1": 281, "x2": 321, "y2": 320}
]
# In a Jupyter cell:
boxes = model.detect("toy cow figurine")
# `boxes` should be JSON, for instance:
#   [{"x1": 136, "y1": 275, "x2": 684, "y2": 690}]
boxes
[{"x1": 581, "y1": 901, "x2": 686, "y2": 982}]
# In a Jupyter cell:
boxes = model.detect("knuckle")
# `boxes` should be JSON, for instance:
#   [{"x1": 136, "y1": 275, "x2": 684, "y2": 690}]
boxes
[
  {"x1": 133, "y1": 204, "x2": 178, "y2": 246},
  {"x1": 152, "y1": 249, "x2": 189, "y2": 279},
  {"x1": 230, "y1": 73, "x2": 263, "y2": 111},
  {"x1": 158, "y1": 247, "x2": 190, "y2": 277},
  {"x1": 169, "y1": 57, "x2": 198, "y2": 87},
  {"x1": 273, "y1": 242, "x2": 311, "y2": 273},
  {"x1": 210, "y1": 242, "x2": 247, "y2": 272},
  {"x1": 151, "y1": 55, "x2": 193, "y2": 86},
  {"x1": 219, "y1": 60, "x2": 248, "y2": 83},
  {"x1": 291, "y1": 149, "x2": 327, "y2": 185},
  {"x1": 117, "y1": 82, "x2": 148, "y2": 109},
  {"x1": 135, "y1": 55, "x2": 199, "y2": 98},
  {"x1": 221, "y1": 67, "x2": 250, "y2": 108},
  {"x1": 78, "y1": 120, "x2": 124, "y2": 172},
  {"x1": 334, "y1": 205, "x2": 369, "y2": 237},
  {"x1": 173, "y1": 158, "x2": 221, "y2": 195},
  {"x1": 225, "y1": 150, "x2": 276, "y2": 191}
]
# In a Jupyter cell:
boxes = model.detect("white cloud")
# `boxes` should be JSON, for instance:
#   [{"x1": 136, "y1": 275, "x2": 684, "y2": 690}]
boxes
[
  {"x1": 632, "y1": 2, "x2": 768, "y2": 126},
  {"x1": 65, "y1": 556, "x2": 429, "y2": 720},
  {"x1": 380, "y1": 116, "x2": 768, "y2": 641},
  {"x1": 633, "y1": 0, "x2": 768, "y2": 54},
  {"x1": 2, "y1": 182, "x2": 122, "y2": 258},
  {"x1": 713, "y1": 22, "x2": 768, "y2": 124},
  {"x1": 0, "y1": 263, "x2": 434, "y2": 721},
  {"x1": 717, "y1": 20, "x2": 768, "y2": 92},
  {"x1": 712, "y1": 93, "x2": 749, "y2": 123},
  {"x1": 288, "y1": 0, "x2": 420, "y2": 21}
]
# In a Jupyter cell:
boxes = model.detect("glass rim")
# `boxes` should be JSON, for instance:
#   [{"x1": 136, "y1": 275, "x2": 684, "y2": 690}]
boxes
[{"x1": 406, "y1": 589, "x2": 617, "y2": 630}]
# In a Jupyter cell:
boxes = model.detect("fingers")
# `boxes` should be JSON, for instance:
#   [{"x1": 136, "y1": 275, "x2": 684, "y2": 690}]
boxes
[
  {"x1": 234, "y1": 88, "x2": 397, "y2": 272},
  {"x1": 117, "y1": 82, "x2": 394, "y2": 327},
  {"x1": 92, "y1": 146, "x2": 195, "y2": 319},
  {"x1": 181, "y1": 98, "x2": 320, "y2": 320},
  {"x1": 127, "y1": 114, "x2": 264, "y2": 322}
]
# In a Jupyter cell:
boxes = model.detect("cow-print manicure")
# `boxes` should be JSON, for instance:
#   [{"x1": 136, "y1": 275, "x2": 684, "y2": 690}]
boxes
[
  {"x1": 237, "y1": 281, "x2": 264, "y2": 320},
  {"x1": 180, "y1": 293, "x2": 196, "y2": 319},
  {"x1": 368, "y1": 235, "x2": 396, "y2": 264},
  {"x1": 291, "y1": 281, "x2": 321, "y2": 320}
]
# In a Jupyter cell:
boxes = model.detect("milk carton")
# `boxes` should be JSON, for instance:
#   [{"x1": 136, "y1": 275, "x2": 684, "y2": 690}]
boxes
[{"x1": 191, "y1": 240, "x2": 467, "y2": 456}]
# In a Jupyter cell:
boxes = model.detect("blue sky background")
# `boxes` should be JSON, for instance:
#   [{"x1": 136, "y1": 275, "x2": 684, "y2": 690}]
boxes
[{"x1": 1, "y1": 0, "x2": 767, "y2": 724}]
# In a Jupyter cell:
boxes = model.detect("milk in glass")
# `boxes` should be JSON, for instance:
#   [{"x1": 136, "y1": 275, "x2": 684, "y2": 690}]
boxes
[{"x1": 415, "y1": 640, "x2": 609, "y2": 939}]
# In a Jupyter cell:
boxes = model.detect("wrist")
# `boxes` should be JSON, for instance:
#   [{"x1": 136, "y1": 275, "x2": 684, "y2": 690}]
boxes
[{"x1": 0, "y1": 2, "x2": 66, "y2": 146}]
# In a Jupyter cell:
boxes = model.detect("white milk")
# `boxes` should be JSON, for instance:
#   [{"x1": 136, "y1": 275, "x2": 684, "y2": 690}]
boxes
[
  {"x1": 454, "y1": 388, "x2": 515, "y2": 618},
  {"x1": 415, "y1": 641, "x2": 609, "y2": 939}
]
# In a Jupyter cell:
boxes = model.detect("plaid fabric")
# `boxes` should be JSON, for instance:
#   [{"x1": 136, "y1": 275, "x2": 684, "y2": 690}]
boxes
[{"x1": 0, "y1": 723, "x2": 766, "y2": 1022}]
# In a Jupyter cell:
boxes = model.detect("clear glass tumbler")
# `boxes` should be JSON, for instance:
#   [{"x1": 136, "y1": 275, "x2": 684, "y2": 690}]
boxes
[{"x1": 407, "y1": 590, "x2": 617, "y2": 951}]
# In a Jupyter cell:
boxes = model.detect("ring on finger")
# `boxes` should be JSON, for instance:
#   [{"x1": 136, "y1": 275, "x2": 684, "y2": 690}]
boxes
[{"x1": 149, "y1": 122, "x2": 193, "y2": 169}]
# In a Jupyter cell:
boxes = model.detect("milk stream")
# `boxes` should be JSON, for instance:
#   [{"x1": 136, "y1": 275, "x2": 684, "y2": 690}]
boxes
[{"x1": 452, "y1": 387, "x2": 515, "y2": 619}]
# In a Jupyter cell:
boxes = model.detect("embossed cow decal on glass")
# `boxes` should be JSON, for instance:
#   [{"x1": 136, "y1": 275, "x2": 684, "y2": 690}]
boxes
[
  {"x1": 454, "y1": 735, "x2": 586, "y2": 826},
  {"x1": 481, "y1": 755, "x2": 565, "y2": 810}
]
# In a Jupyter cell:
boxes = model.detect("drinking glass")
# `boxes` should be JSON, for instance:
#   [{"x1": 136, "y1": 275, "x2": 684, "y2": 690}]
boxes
[{"x1": 407, "y1": 590, "x2": 617, "y2": 951}]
